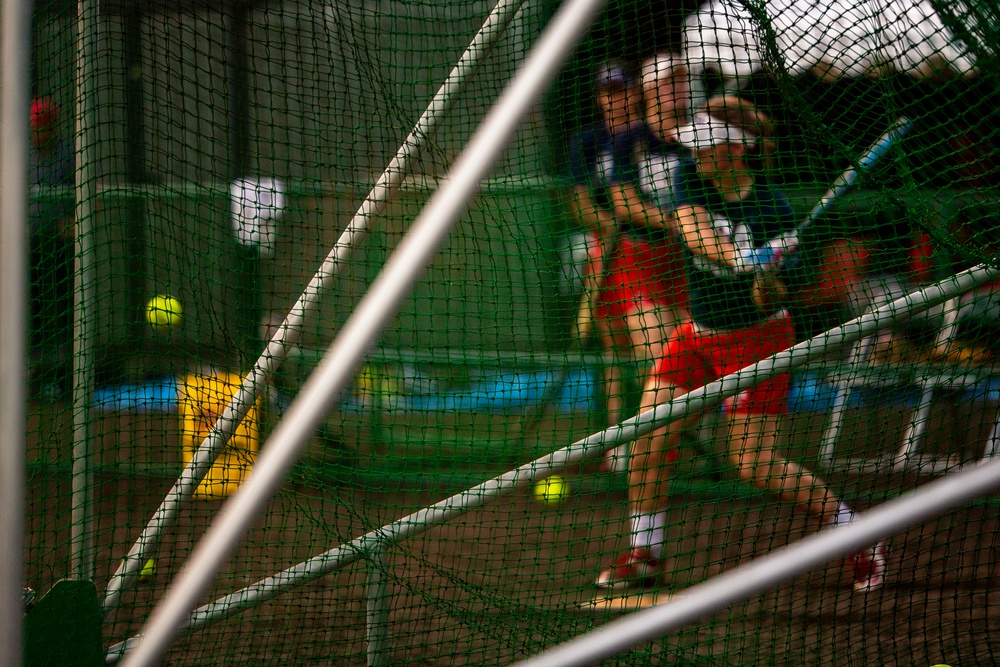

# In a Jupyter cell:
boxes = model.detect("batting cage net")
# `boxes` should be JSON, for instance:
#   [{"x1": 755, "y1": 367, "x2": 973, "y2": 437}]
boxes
[{"x1": 22, "y1": 0, "x2": 1000, "y2": 665}]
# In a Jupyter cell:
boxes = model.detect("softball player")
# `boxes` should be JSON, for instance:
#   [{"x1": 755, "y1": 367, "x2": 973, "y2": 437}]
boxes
[{"x1": 597, "y1": 95, "x2": 887, "y2": 593}]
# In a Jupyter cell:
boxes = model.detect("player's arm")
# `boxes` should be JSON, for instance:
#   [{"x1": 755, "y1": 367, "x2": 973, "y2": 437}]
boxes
[
  {"x1": 673, "y1": 203, "x2": 739, "y2": 266},
  {"x1": 604, "y1": 131, "x2": 678, "y2": 234},
  {"x1": 751, "y1": 267, "x2": 787, "y2": 311},
  {"x1": 676, "y1": 202, "x2": 787, "y2": 310},
  {"x1": 566, "y1": 184, "x2": 617, "y2": 238},
  {"x1": 608, "y1": 182, "x2": 676, "y2": 232},
  {"x1": 675, "y1": 203, "x2": 790, "y2": 274}
]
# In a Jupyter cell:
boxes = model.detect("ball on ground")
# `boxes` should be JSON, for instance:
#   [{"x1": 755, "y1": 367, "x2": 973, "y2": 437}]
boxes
[
  {"x1": 534, "y1": 475, "x2": 569, "y2": 505},
  {"x1": 146, "y1": 295, "x2": 182, "y2": 329}
]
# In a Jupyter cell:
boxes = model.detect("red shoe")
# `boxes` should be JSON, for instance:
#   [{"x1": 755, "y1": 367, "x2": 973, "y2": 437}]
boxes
[
  {"x1": 849, "y1": 541, "x2": 888, "y2": 591},
  {"x1": 596, "y1": 548, "x2": 661, "y2": 590}
]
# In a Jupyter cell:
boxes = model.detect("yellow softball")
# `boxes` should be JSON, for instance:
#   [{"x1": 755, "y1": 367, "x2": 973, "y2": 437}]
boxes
[{"x1": 146, "y1": 295, "x2": 182, "y2": 329}]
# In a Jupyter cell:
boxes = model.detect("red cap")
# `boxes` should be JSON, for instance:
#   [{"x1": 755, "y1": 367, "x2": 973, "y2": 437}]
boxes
[{"x1": 30, "y1": 97, "x2": 57, "y2": 129}]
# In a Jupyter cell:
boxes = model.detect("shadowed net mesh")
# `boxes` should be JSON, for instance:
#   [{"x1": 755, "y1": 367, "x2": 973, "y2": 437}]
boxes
[{"x1": 24, "y1": 0, "x2": 1000, "y2": 665}]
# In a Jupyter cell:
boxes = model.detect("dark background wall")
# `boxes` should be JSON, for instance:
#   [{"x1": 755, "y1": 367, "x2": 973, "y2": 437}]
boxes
[{"x1": 30, "y1": 0, "x2": 1000, "y2": 381}]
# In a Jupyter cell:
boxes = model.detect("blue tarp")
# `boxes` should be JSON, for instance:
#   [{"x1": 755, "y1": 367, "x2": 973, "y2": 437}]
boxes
[
  {"x1": 92, "y1": 378, "x2": 178, "y2": 412},
  {"x1": 90, "y1": 369, "x2": 1000, "y2": 415}
]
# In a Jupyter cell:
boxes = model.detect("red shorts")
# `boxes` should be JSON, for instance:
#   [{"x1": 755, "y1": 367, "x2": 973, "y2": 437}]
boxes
[
  {"x1": 651, "y1": 313, "x2": 795, "y2": 415},
  {"x1": 590, "y1": 233, "x2": 688, "y2": 319}
]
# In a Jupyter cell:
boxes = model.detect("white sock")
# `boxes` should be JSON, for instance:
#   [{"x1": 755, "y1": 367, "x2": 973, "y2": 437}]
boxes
[
  {"x1": 631, "y1": 512, "x2": 667, "y2": 559},
  {"x1": 826, "y1": 502, "x2": 855, "y2": 527}
]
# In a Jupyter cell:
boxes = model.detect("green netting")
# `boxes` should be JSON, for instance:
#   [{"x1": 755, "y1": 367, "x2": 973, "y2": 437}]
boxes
[{"x1": 23, "y1": 0, "x2": 1000, "y2": 665}]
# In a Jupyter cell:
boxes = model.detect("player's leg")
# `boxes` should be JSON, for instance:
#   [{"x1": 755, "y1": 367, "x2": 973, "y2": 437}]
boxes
[
  {"x1": 605, "y1": 231, "x2": 689, "y2": 473},
  {"x1": 726, "y1": 412, "x2": 839, "y2": 519},
  {"x1": 598, "y1": 291, "x2": 655, "y2": 471},
  {"x1": 602, "y1": 300, "x2": 686, "y2": 472},
  {"x1": 596, "y1": 380, "x2": 689, "y2": 589},
  {"x1": 593, "y1": 248, "x2": 636, "y2": 429},
  {"x1": 725, "y1": 410, "x2": 887, "y2": 590},
  {"x1": 628, "y1": 377, "x2": 703, "y2": 511},
  {"x1": 718, "y1": 314, "x2": 887, "y2": 591},
  {"x1": 602, "y1": 359, "x2": 626, "y2": 426},
  {"x1": 713, "y1": 314, "x2": 839, "y2": 519},
  {"x1": 596, "y1": 290, "x2": 641, "y2": 472},
  {"x1": 621, "y1": 238, "x2": 688, "y2": 375},
  {"x1": 624, "y1": 298, "x2": 668, "y2": 371},
  {"x1": 597, "y1": 325, "x2": 706, "y2": 589}
]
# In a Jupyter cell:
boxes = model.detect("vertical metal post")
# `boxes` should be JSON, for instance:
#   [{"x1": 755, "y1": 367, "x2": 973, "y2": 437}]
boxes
[
  {"x1": 103, "y1": 0, "x2": 528, "y2": 617},
  {"x1": 102, "y1": 264, "x2": 999, "y2": 664},
  {"x1": 818, "y1": 338, "x2": 870, "y2": 468},
  {"x1": 123, "y1": 8, "x2": 148, "y2": 355},
  {"x1": 896, "y1": 297, "x2": 961, "y2": 470},
  {"x1": 228, "y1": 5, "x2": 261, "y2": 357},
  {"x1": 818, "y1": 386, "x2": 850, "y2": 466},
  {"x1": 227, "y1": 6, "x2": 249, "y2": 180},
  {"x1": 118, "y1": 0, "x2": 606, "y2": 659},
  {"x1": 366, "y1": 545, "x2": 390, "y2": 667},
  {"x1": 0, "y1": 0, "x2": 31, "y2": 661},
  {"x1": 71, "y1": 0, "x2": 101, "y2": 582}
]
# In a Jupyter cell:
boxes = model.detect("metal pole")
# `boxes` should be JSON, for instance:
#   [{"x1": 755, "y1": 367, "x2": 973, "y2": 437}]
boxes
[
  {"x1": 895, "y1": 297, "x2": 961, "y2": 469},
  {"x1": 0, "y1": 0, "x2": 31, "y2": 660},
  {"x1": 70, "y1": 0, "x2": 101, "y2": 583},
  {"x1": 227, "y1": 6, "x2": 262, "y2": 354},
  {"x1": 117, "y1": 0, "x2": 604, "y2": 661},
  {"x1": 511, "y1": 453, "x2": 1000, "y2": 667},
  {"x1": 122, "y1": 8, "x2": 148, "y2": 347},
  {"x1": 104, "y1": 263, "x2": 1000, "y2": 663},
  {"x1": 102, "y1": 0, "x2": 529, "y2": 616}
]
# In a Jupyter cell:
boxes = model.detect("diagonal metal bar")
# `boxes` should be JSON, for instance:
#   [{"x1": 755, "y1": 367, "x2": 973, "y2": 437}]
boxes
[
  {"x1": 511, "y1": 444, "x2": 1000, "y2": 667},
  {"x1": 101, "y1": 0, "x2": 528, "y2": 617},
  {"x1": 106, "y1": 262, "x2": 1000, "y2": 663},
  {"x1": 116, "y1": 0, "x2": 606, "y2": 663}
]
